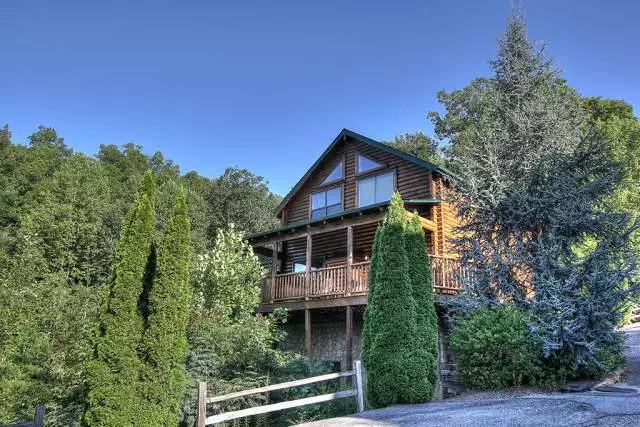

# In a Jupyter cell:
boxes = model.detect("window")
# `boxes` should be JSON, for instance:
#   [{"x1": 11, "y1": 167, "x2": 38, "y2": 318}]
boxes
[
  {"x1": 311, "y1": 186, "x2": 342, "y2": 219},
  {"x1": 293, "y1": 263, "x2": 306, "y2": 272},
  {"x1": 358, "y1": 171, "x2": 394, "y2": 207},
  {"x1": 320, "y1": 161, "x2": 343, "y2": 185},
  {"x1": 357, "y1": 153, "x2": 383, "y2": 173}
]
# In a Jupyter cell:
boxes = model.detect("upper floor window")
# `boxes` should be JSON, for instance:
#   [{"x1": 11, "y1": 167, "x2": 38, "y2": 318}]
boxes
[
  {"x1": 311, "y1": 186, "x2": 342, "y2": 219},
  {"x1": 358, "y1": 170, "x2": 394, "y2": 207},
  {"x1": 320, "y1": 161, "x2": 343, "y2": 185},
  {"x1": 357, "y1": 153, "x2": 383, "y2": 174}
]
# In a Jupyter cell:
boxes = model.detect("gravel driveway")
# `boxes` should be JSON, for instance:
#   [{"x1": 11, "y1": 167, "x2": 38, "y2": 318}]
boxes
[{"x1": 299, "y1": 326, "x2": 640, "y2": 426}]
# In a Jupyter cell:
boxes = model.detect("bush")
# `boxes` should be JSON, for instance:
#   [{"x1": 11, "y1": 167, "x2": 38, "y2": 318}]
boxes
[{"x1": 450, "y1": 306, "x2": 549, "y2": 389}]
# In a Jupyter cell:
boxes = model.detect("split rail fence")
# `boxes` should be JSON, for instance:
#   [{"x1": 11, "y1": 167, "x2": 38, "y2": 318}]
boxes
[{"x1": 197, "y1": 360, "x2": 364, "y2": 426}]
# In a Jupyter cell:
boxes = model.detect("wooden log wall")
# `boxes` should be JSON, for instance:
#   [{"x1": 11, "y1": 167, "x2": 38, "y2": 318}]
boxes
[
  {"x1": 281, "y1": 136, "x2": 433, "y2": 225},
  {"x1": 431, "y1": 173, "x2": 460, "y2": 256}
]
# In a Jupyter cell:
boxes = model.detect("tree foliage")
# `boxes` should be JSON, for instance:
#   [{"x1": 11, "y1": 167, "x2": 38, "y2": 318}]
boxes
[
  {"x1": 362, "y1": 193, "x2": 432, "y2": 408},
  {"x1": 433, "y1": 9, "x2": 638, "y2": 369},
  {"x1": 381, "y1": 132, "x2": 441, "y2": 164},
  {"x1": 84, "y1": 171, "x2": 157, "y2": 426},
  {"x1": 181, "y1": 224, "x2": 287, "y2": 425},
  {"x1": 405, "y1": 214, "x2": 438, "y2": 395},
  {"x1": 0, "y1": 125, "x2": 280, "y2": 425},
  {"x1": 141, "y1": 188, "x2": 192, "y2": 425},
  {"x1": 192, "y1": 223, "x2": 264, "y2": 315},
  {"x1": 206, "y1": 167, "x2": 281, "y2": 239}
]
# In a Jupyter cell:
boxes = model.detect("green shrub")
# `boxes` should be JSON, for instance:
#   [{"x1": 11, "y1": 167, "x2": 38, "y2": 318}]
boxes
[{"x1": 450, "y1": 306, "x2": 549, "y2": 389}]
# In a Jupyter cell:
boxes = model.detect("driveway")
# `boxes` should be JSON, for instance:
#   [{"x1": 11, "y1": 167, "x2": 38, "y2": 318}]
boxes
[{"x1": 300, "y1": 325, "x2": 640, "y2": 426}]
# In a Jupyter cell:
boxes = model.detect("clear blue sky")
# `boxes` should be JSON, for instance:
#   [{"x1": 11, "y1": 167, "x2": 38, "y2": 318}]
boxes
[{"x1": 2, "y1": 1, "x2": 638, "y2": 195}]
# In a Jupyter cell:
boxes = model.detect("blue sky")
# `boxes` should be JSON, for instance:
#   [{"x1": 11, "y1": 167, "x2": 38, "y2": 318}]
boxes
[{"x1": 2, "y1": 1, "x2": 638, "y2": 195}]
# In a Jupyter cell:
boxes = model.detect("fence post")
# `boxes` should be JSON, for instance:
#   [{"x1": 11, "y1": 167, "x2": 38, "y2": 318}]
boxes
[
  {"x1": 354, "y1": 360, "x2": 364, "y2": 412},
  {"x1": 33, "y1": 404, "x2": 45, "y2": 427},
  {"x1": 198, "y1": 381, "x2": 207, "y2": 427}
]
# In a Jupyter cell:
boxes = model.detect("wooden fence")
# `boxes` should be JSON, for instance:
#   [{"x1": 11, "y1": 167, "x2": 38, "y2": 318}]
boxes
[
  {"x1": 0, "y1": 405, "x2": 44, "y2": 427},
  {"x1": 197, "y1": 360, "x2": 364, "y2": 426}
]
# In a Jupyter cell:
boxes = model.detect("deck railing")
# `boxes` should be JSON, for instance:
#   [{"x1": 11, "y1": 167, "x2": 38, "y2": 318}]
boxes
[
  {"x1": 273, "y1": 271, "x2": 306, "y2": 301},
  {"x1": 351, "y1": 261, "x2": 370, "y2": 293},
  {"x1": 262, "y1": 256, "x2": 465, "y2": 303}
]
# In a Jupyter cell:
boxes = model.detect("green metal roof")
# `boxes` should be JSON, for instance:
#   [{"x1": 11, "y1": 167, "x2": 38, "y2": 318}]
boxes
[
  {"x1": 274, "y1": 128, "x2": 455, "y2": 216},
  {"x1": 247, "y1": 198, "x2": 441, "y2": 242}
]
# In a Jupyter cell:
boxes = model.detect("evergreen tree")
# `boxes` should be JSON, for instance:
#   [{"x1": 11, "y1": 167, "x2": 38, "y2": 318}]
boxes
[
  {"x1": 84, "y1": 171, "x2": 157, "y2": 426},
  {"x1": 362, "y1": 193, "x2": 431, "y2": 408},
  {"x1": 361, "y1": 227, "x2": 381, "y2": 362},
  {"x1": 140, "y1": 188, "x2": 191, "y2": 425},
  {"x1": 432, "y1": 9, "x2": 638, "y2": 368},
  {"x1": 405, "y1": 214, "x2": 438, "y2": 397}
]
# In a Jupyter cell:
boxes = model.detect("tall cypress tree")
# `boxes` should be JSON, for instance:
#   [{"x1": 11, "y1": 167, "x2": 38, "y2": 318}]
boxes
[
  {"x1": 362, "y1": 193, "x2": 431, "y2": 408},
  {"x1": 85, "y1": 171, "x2": 157, "y2": 426},
  {"x1": 405, "y1": 213, "x2": 438, "y2": 398},
  {"x1": 140, "y1": 188, "x2": 191, "y2": 425},
  {"x1": 362, "y1": 227, "x2": 381, "y2": 362}
]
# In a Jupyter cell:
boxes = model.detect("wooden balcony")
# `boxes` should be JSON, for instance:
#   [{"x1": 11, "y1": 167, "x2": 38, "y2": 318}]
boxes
[{"x1": 260, "y1": 256, "x2": 465, "y2": 306}]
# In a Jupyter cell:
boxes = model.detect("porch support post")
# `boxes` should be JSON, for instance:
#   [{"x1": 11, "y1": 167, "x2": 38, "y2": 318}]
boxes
[
  {"x1": 270, "y1": 241, "x2": 278, "y2": 303},
  {"x1": 305, "y1": 234, "x2": 312, "y2": 299},
  {"x1": 305, "y1": 308, "x2": 312, "y2": 356},
  {"x1": 345, "y1": 305, "x2": 353, "y2": 370},
  {"x1": 346, "y1": 226, "x2": 353, "y2": 295}
]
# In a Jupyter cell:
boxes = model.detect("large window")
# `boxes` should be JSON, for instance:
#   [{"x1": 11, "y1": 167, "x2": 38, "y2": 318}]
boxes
[
  {"x1": 358, "y1": 171, "x2": 394, "y2": 207},
  {"x1": 311, "y1": 186, "x2": 342, "y2": 219}
]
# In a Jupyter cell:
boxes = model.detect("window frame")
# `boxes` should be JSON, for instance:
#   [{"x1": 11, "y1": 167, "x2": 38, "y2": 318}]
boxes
[
  {"x1": 356, "y1": 168, "x2": 397, "y2": 208},
  {"x1": 319, "y1": 159, "x2": 345, "y2": 187},
  {"x1": 309, "y1": 184, "x2": 344, "y2": 220},
  {"x1": 355, "y1": 152, "x2": 386, "y2": 176}
]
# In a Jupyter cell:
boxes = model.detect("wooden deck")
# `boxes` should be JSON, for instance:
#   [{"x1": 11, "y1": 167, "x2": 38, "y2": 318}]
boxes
[{"x1": 260, "y1": 255, "x2": 465, "y2": 307}]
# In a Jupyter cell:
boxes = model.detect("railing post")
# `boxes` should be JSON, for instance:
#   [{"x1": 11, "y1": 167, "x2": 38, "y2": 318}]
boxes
[
  {"x1": 354, "y1": 360, "x2": 364, "y2": 412},
  {"x1": 305, "y1": 234, "x2": 312, "y2": 299},
  {"x1": 198, "y1": 381, "x2": 207, "y2": 427},
  {"x1": 346, "y1": 305, "x2": 353, "y2": 369},
  {"x1": 33, "y1": 404, "x2": 45, "y2": 427},
  {"x1": 270, "y1": 242, "x2": 278, "y2": 303},
  {"x1": 346, "y1": 226, "x2": 353, "y2": 295}
]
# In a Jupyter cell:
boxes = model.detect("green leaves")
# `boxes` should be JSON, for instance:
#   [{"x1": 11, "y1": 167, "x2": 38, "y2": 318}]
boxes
[{"x1": 192, "y1": 223, "x2": 265, "y2": 316}]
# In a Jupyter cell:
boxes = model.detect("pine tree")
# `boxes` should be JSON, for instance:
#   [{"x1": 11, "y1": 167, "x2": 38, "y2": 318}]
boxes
[
  {"x1": 140, "y1": 188, "x2": 191, "y2": 425},
  {"x1": 405, "y1": 213, "x2": 438, "y2": 398},
  {"x1": 85, "y1": 171, "x2": 157, "y2": 426},
  {"x1": 362, "y1": 193, "x2": 431, "y2": 408},
  {"x1": 434, "y1": 9, "x2": 638, "y2": 368}
]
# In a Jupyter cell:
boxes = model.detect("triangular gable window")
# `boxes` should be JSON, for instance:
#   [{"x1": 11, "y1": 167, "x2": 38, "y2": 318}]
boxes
[
  {"x1": 357, "y1": 153, "x2": 383, "y2": 173},
  {"x1": 320, "y1": 161, "x2": 343, "y2": 185}
]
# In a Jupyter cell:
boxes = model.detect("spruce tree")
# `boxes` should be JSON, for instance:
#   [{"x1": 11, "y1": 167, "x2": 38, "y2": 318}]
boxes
[
  {"x1": 140, "y1": 188, "x2": 191, "y2": 425},
  {"x1": 405, "y1": 213, "x2": 438, "y2": 398},
  {"x1": 85, "y1": 171, "x2": 157, "y2": 426},
  {"x1": 433, "y1": 9, "x2": 638, "y2": 368},
  {"x1": 362, "y1": 193, "x2": 431, "y2": 408}
]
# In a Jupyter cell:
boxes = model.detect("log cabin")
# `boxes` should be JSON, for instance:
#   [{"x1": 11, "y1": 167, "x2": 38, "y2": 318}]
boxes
[{"x1": 247, "y1": 129, "x2": 469, "y2": 396}]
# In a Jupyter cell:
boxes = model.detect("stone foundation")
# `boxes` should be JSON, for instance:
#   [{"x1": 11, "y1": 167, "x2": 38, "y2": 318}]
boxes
[{"x1": 279, "y1": 305, "x2": 468, "y2": 398}]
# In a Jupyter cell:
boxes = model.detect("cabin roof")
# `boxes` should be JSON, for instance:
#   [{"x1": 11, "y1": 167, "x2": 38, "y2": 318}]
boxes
[{"x1": 274, "y1": 128, "x2": 455, "y2": 216}]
